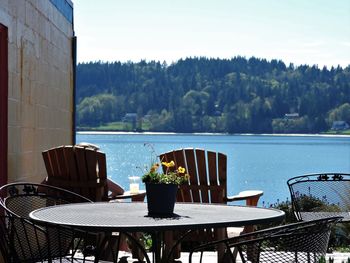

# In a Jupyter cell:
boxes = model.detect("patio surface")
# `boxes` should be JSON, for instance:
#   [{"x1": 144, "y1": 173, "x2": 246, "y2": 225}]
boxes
[{"x1": 115, "y1": 251, "x2": 350, "y2": 263}]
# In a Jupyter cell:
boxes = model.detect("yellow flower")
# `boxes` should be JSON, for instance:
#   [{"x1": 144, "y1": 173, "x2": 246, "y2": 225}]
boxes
[
  {"x1": 178, "y1": 166, "x2": 186, "y2": 173},
  {"x1": 162, "y1": 161, "x2": 175, "y2": 168},
  {"x1": 150, "y1": 163, "x2": 160, "y2": 173}
]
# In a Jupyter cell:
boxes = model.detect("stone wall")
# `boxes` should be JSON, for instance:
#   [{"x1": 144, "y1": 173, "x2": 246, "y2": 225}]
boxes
[{"x1": 0, "y1": 0, "x2": 74, "y2": 183}]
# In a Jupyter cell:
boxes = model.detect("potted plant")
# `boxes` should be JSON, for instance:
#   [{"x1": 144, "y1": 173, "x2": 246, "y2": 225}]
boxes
[{"x1": 142, "y1": 160, "x2": 190, "y2": 217}]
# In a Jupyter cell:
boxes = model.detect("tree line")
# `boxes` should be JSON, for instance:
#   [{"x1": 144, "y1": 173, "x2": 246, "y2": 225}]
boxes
[{"x1": 76, "y1": 57, "x2": 350, "y2": 133}]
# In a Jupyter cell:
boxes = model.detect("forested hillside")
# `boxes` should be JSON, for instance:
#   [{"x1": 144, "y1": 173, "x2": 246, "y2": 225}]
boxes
[{"x1": 76, "y1": 57, "x2": 350, "y2": 133}]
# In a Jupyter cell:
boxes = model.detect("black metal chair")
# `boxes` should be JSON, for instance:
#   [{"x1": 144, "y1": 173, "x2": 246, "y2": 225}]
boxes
[
  {"x1": 287, "y1": 173, "x2": 350, "y2": 221},
  {"x1": 0, "y1": 182, "x2": 92, "y2": 218},
  {"x1": 189, "y1": 217, "x2": 342, "y2": 263},
  {"x1": 0, "y1": 212, "x2": 108, "y2": 262},
  {"x1": 0, "y1": 182, "x2": 119, "y2": 262}
]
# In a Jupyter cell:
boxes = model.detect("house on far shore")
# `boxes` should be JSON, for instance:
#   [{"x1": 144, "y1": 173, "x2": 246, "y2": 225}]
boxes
[
  {"x1": 331, "y1": 121, "x2": 350, "y2": 131},
  {"x1": 122, "y1": 113, "x2": 137, "y2": 123},
  {"x1": 284, "y1": 113, "x2": 299, "y2": 119},
  {"x1": 122, "y1": 113, "x2": 139, "y2": 131}
]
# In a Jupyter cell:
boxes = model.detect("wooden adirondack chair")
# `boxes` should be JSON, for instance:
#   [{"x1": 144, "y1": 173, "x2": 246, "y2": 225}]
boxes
[
  {"x1": 42, "y1": 144, "x2": 145, "y2": 260},
  {"x1": 42, "y1": 145, "x2": 117, "y2": 201},
  {"x1": 42, "y1": 144, "x2": 145, "y2": 202},
  {"x1": 159, "y1": 148, "x2": 263, "y2": 260}
]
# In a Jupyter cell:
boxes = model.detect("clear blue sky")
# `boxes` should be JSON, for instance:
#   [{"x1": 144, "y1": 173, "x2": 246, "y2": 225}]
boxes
[{"x1": 73, "y1": 0, "x2": 350, "y2": 68}]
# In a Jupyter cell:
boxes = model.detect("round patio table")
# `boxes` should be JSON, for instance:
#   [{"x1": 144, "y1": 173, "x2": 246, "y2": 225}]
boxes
[{"x1": 30, "y1": 202, "x2": 285, "y2": 262}]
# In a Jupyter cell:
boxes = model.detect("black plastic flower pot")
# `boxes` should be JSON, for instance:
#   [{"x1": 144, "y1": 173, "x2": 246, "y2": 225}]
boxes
[{"x1": 145, "y1": 183, "x2": 178, "y2": 217}]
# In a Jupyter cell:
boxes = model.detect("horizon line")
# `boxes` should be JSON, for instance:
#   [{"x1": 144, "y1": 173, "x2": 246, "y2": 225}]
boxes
[{"x1": 77, "y1": 55, "x2": 349, "y2": 69}]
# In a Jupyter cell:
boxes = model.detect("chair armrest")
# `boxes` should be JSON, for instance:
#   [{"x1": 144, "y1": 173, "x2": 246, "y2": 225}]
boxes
[
  {"x1": 107, "y1": 179, "x2": 146, "y2": 201},
  {"x1": 110, "y1": 190, "x2": 146, "y2": 202},
  {"x1": 226, "y1": 190, "x2": 263, "y2": 206},
  {"x1": 107, "y1": 179, "x2": 125, "y2": 196}
]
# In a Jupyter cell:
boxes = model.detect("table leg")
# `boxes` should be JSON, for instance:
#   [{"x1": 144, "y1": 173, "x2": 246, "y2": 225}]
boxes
[
  {"x1": 121, "y1": 232, "x2": 152, "y2": 263},
  {"x1": 126, "y1": 229, "x2": 196, "y2": 263},
  {"x1": 130, "y1": 232, "x2": 145, "y2": 261},
  {"x1": 152, "y1": 231, "x2": 162, "y2": 263},
  {"x1": 164, "y1": 230, "x2": 181, "y2": 261},
  {"x1": 152, "y1": 230, "x2": 194, "y2": 263},
  {"x1": 243, "y1": 225, "x2": 258, "y2": 263},
  {"x1": 216, "y1": 228, "x2": 226, "y2": 262},
  {"x1": 164, "y1": 230, "x2": 195, "y2": 263}
]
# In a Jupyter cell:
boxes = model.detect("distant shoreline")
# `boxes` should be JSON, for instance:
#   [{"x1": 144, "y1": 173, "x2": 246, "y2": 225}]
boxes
[{"x1": 77, "y1": 131, "x2": 350, "y2": 138}]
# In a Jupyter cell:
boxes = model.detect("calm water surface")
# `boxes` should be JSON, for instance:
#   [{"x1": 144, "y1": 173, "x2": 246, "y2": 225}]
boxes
[{"x1": 76, "y1": 133, "x2": 350, "y2": 206}]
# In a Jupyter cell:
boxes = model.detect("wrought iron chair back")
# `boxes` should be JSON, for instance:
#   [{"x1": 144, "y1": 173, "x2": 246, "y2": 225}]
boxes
[
  {"x1": 0, "y1": 182, "x2": 92, "y2": 219},
  {"x1": 0, "y1": 212, "x2": 81, "y2": 262},
  {"x1": 287, "y1": 173, "x2": 350, "y2": 221},
  {"x1": 189, "y1": 216, "x2": 342, "y2": 263},
  {"x1": 0, "y1": 182, "x2": 116, "y2": 262}
]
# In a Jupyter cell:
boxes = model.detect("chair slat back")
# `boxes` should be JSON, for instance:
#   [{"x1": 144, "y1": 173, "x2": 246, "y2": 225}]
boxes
[
  {"x1": 184, "y1": 149, "x2": 200, "y2": 202},
  {"x1": 196, "y1": 150, "x2": 209, "y2": 202},
  {"x1": 65, "y1": 146, "x2": 80, "y2": 191},
  {"x1": 159, "y1": 148, "x2": 227, "y2": 204},
  {"x1": 160, "y1": 149, "x2": 230, "y2": 257},
  {"x1": 287, "y1": 173, "x2": 350, "y2": 221},
  {"x1": 42, "y1": 145, "x2": 108, "y2": 201}
]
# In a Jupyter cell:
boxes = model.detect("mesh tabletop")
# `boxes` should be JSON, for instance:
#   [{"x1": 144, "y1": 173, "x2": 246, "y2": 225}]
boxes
[{"x1": 30, "y1": 202, "x2": 284, "y2": 232}]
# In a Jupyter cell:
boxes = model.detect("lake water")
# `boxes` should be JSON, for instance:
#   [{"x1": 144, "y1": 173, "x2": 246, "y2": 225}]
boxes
[{"x1": 76, "y1": 132, "x2": 350, "y2": 206}]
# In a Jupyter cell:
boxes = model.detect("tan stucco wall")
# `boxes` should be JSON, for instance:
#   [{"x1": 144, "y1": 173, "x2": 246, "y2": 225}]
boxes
[{"x1": 0, "y1": 0, "x2": 74, "y2": 183}]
